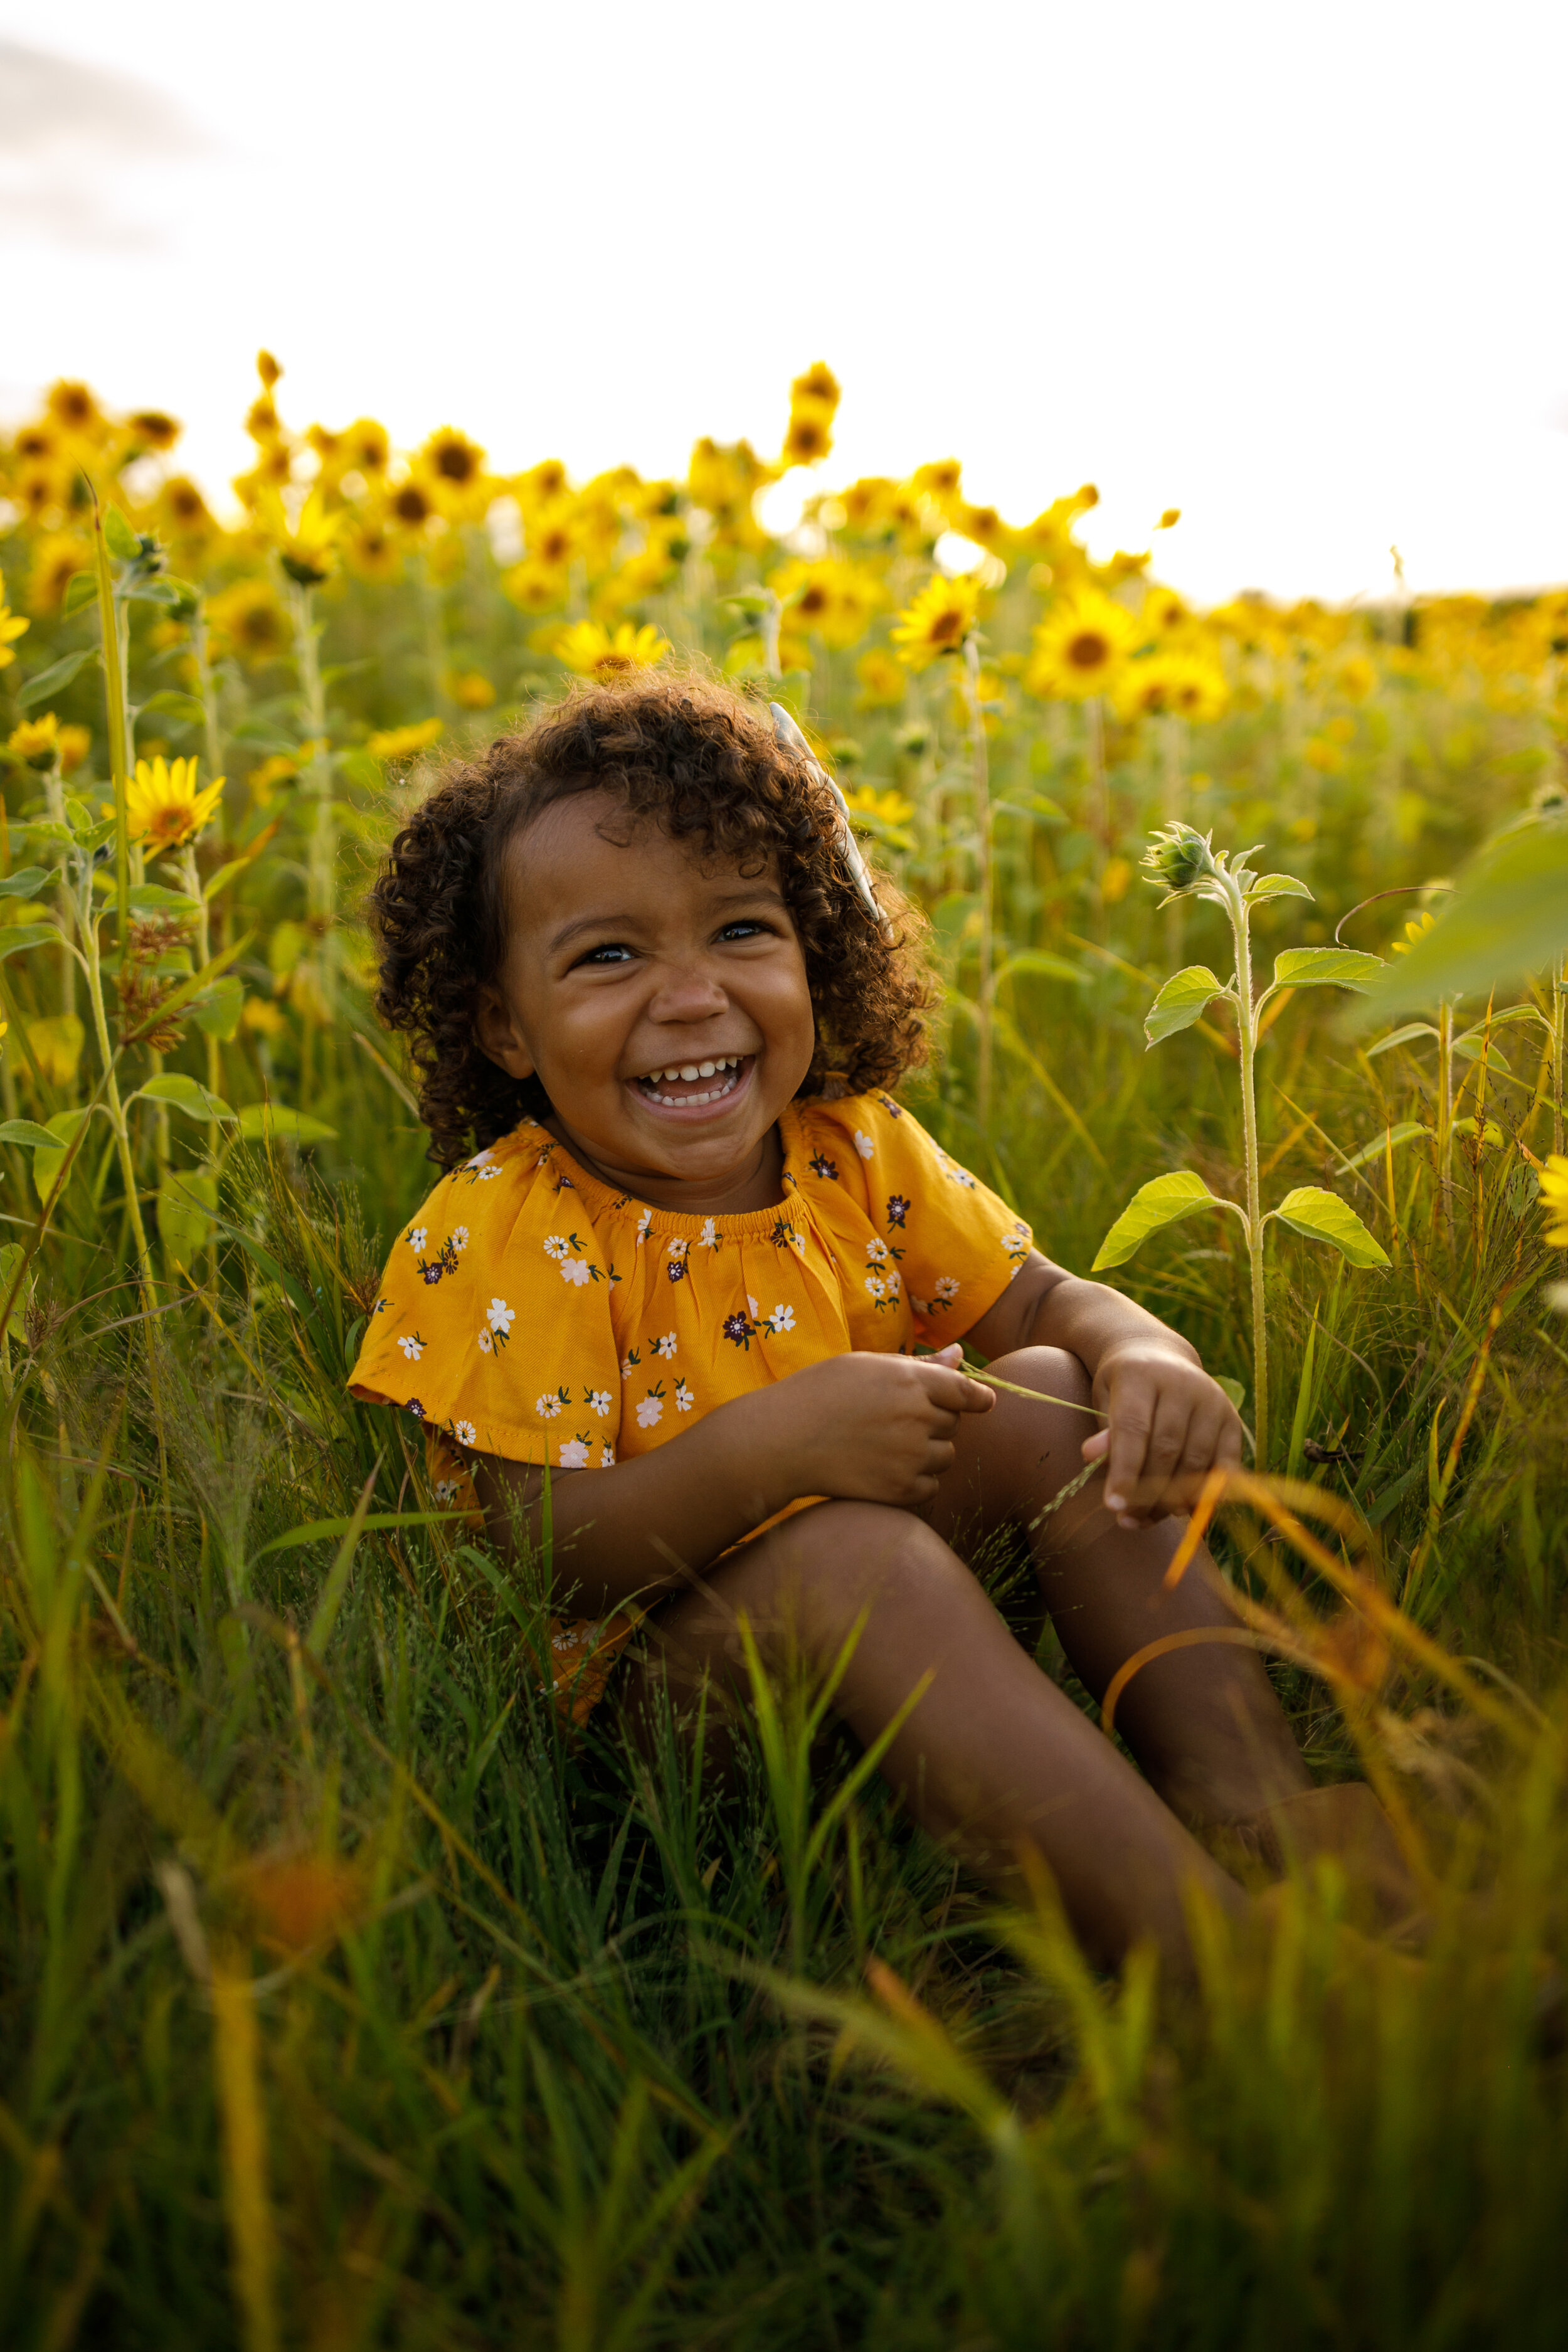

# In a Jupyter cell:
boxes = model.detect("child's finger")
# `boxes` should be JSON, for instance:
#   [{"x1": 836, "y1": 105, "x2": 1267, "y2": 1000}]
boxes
[
  {"x1": 1101, "y1": 1402, "x2": 1155, "y2": 1518},
  {"x1": 918, "y1": 1360, "x2": 994, "y2": 1415},
  {"x1": 1118, "y1": 1392, "x2": 1195, "y2": 1525}
]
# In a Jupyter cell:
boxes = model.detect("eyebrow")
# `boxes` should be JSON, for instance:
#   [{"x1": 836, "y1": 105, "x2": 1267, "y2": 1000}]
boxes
[{"x1": 548, "y1": 885, "x2": 788, "y2": 955}]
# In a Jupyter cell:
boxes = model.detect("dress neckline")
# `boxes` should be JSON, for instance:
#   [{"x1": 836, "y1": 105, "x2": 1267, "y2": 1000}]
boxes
[{"x1": 513, "y1": 1105, "x2": 810, "y2": 1241}]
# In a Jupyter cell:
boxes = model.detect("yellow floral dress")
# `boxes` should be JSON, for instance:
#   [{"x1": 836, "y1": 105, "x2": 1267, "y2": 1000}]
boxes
[{"x1": 348, "y1": 1090, "x2": 1032, "y2": 1720}]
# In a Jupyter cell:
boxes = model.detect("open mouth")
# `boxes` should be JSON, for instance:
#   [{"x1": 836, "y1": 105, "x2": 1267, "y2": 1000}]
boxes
[{"x1": 629, "y1": 1053, "x2": 751, "y2": 1112}]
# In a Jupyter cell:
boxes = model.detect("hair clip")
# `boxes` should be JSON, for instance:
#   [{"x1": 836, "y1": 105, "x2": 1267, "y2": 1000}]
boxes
[{"x1": 770, "y1": 701, "x2": 891, "y2": 935}]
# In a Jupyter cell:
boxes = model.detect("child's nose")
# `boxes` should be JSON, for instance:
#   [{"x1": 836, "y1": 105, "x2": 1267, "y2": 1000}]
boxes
[{"x1": 648, "y1": 958, "x2": 728, "y2": 1020}]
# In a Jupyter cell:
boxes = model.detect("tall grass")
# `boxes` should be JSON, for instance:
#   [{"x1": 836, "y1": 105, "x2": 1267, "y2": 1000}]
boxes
[{"x1": 2, "y1": 374, "x2": 1567, "y2": 2344}]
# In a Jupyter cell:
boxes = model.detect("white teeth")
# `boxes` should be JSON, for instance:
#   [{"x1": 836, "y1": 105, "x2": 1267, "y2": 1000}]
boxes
[
  {"x1": 698, "y1": 1061, "x2": 716, "y2": 1078},
  {"x1": 679, "y1": 1064, "x2": 699, "y2": 1081},
  {"x1": 635, "y1": 1055, "x2": 744, "y2": 1094}
]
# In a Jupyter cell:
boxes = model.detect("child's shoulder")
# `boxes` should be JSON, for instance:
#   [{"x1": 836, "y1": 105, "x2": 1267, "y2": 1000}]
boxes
[{"x1": 793, "y1": 1088, "x2": 975, "y2": 1193}]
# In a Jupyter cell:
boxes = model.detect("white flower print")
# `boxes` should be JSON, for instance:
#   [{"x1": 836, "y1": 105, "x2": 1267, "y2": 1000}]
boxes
[
  {"x1": 650, "y1": 1332, "x2": 679, "y2": 1359},
  {"x1": 636, "y1": 1391, "x2": 665, "y2": 1429},
  {"x1": 667, "y1": 1237, "x2": 689, "y2": 1263},
  {"x1": 600, "y1": 1442, "x2": 616, "y2": 1466},
  {"x1": 536, "y1": 1392, "x2": 563, "y2": 1419},
  {"x1": 398, "y1": 1334, "x2": 425, "y2": 1360},
  {"x1": 770, "y1": 1303, "x2": 795, "y2": 1333},
  {"x1": 434, "y1": 1479, "x2": 460, "y2": 1506},
  {"x1": 488, "y1": 1298, "x2": 516, "y2": 1333},
  {"x1": 934, "y1": 1274, "x2": 961, "y2": 1305},
  {"x1": 586, "y1": 1389, "x2": 613, "y2": 1417},
  {"x1": 559, "y1": 1436, "x2": 592, "y2": 1468},
  {"x1": 699, "y1": 1217, "x2": 718, "y2": 1249},
  {"x1": 866, "y1": 1273, "x2": 887, "y2": 1301},
  {"x1": 936, "y1": 1148, "x2": 978, "y2": 1191},
  {"x1": 464, "y1": 1147, "x2": 497, "y2": 1170},
  {"x1": 543, "y1": 1235, "x2": 569, "y2": 1262},
  {"x1": 748, "y1": 1295, "x2": 760, "y2": 1316},
  {"x1": 477, "y1": 1330, "x2": 494, "y2": 1354},
  {"x1": 561, "y1": 1259, "x2": 591, "y2": 1286},
  {"x1": 866, "y1": 1236, "x2": 890, "y2": 1266},
  {"x1": 621, "y1": 1349, "x2": 642, "y2": 1378},
  {"x1": 454, "y1": 1420, "x2": 477, "y2": 1446},
  {"x1": 636, "y1": 1207, "x2": 652, "y2": 1245},
  {"x1": 1000, "y1": 1218, "x2": 1031, "y2": 1270},
  {"x1": 406, "y1": 1226, "x2": 428, "y2": 1252},
  {"x1": 854, "y1": 1129, "x2": 875, "y2": 1159},
  {"x1": 675, "y1": 1378, "x2": 694, "y2": 1412},
  {"x1": 450, "y1": 1224, "x2": 470, "y2": 1252}
]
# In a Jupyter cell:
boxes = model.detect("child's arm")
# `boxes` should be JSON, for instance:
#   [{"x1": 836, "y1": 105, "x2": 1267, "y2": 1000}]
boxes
[
  {"x1": 960, "y1": 1254, "x2": 1244, "y2": 1530},
  {"x1": 469, "y1": 1346, "x2": 994, "y2": 1618}
]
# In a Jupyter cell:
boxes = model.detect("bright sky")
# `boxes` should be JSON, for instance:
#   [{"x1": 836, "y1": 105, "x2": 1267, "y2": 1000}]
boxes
[{"x1": 3, "y1": 0, "x2": 1565, "y2": 606}]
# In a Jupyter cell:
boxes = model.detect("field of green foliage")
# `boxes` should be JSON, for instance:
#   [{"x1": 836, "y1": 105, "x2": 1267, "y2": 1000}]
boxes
[{"x1": 1, "y1": 361, "x2": 1567, "y2": 2349}]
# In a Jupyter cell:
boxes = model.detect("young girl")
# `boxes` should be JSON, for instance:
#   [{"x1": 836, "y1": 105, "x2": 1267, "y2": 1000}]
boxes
[{"x1": 350, "y1": 672, "x2": 1402, "y2": 1978}]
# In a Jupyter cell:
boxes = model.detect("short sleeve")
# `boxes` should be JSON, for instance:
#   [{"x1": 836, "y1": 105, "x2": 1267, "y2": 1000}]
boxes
[
  {"x1": 347, "y1": 1131, "x2": 622, "y2": 1469},
  {"x1": 801, "y1": 1093, "x2": 1033, "y2": 1345}
]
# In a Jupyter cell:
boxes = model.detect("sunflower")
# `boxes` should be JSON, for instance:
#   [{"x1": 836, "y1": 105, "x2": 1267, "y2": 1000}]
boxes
[
  {"x1": 770, "y1": 558, "x2": 886, "y2": 652},
  {"x1": 416, "y1": 427, "x2": 489, "y2": 519},
  {"x1": 448, "y1": 671, "x2": 495, "y2": 710},
  {"x1": 7, "y1": 712, "x2": 58, "y2": 767},
  {"x1": 1025, "y1": 589, "x2": 1138, "y2": 701},
  {"x1": 553, "y1": 621, "x2": 669, "y2": 679},
  {"x1": 1389, "y1": 909, "x2": 1439, "y2": 955},
  {"x1": 843, "y1": 783, "x2": 914, "y2": 827},
  {"x1": 342, "y1": 513, "x2": 402, "y2": 583},
  {"x1": 910, "y1": 460, "x2": 964, "y2": 524},
  {"x1": 783, "y1": 399, "x2": 835, "y2": 469},
  {"x1": 368, "y1": 718, "x2": 443, "y2": 763},
  {"x1": 344, "y1": 418, "x2": 390, "y2": 475},
  {"x1": 1538, "y1": 1154, "x2": 1568, "y2": 1248},
  {"x1": 158, "y1": 475, "x2": 213, "y2": 541},
  {"x1": 501, "y1": 558, "x2": 569, "y2": 615},
  {"x1": 13, "y1": 421, "x2": 59, "y2": 464},
  {"x1": 525, "y1": 501, "x2": 582, "y2": 571},
  {"x1": 890, "y1": 574, "x2": 980, "y2": 669},
  {"x1": 253, "y1": 484, "x2": 339, "y2": 588},
  {"x1": 1142, "y1": 586, "x2": 1189, "y2": 638},
  {"x1": 386, "y1": 477, "x2": 437, "y2": 534},
  {"x1": 25, "y1": 538, "x2": 89, "y2": 616},
  {"x1": 208, "y1": 578, "x2": 290, "y2": 664},
  {"x1": 46, "y1": 379, "x2": 103, "y2": 440},
  {"x1": 792, "y1": 361, "x2": 840, "y2": 409},
  {"x1": 0, "y1": 601, "x2": 29, "y2": 670},
  {"x1": 127, "y1": 756, "x2": 225, "y2": 851},
  {"x1": 127, "y1": 410, "x2": 181, "y2": 452},
  {"x1": 1113, "y1": 650, "x2": 1229, "y2": 724}
]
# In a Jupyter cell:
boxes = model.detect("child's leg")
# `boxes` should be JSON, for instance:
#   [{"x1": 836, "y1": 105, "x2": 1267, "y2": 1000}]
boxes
[
  {"x1": 622, "y1": 1499, "x2": 1246, "y2": 1978},
  {"x1": 924, "y1": 1346, "x2": 1313, "y2": 1833}
]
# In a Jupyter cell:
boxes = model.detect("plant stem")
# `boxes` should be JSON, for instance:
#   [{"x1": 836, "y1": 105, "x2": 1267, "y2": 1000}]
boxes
[
  {"x1": 1160, "y1": 714, "x2": 1185, "y2": 967},
  {"x1": 1552, "y1": 956, "x2": 1564, "y2": 1158},
  {"x1": 1227, "y1": 873, "x2": 1269, "y2": 1467},
  {"x1": 1436, "y1": 997, "x2": 1454, "y2": 1243},
  {"x1": 961, "y1": 635, "x2": 995, "y2": 1133},
  {"x1": 1087, "y1": 695, "x2": 1110, "y2": 845},
  {"x1": 90, "y1": 502, "x2": 132, "y2": 975}
]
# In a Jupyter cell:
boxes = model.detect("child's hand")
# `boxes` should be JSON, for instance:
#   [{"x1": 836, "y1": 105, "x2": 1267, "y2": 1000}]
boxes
[
  {"x1": 1080, "y1": 1341, "x2": 1244, "y2": 1528},
  {"x1": 769, "y1": 1343, "x2": 994, "y2": 1508}
]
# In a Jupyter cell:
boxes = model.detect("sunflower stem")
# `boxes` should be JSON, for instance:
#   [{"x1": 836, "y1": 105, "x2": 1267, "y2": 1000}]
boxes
[{"x1": 1224, "y1": 869, "x2": 1269, "y2": 1469}]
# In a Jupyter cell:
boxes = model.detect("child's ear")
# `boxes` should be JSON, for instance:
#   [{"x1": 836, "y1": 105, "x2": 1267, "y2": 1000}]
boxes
[{"x1": 473, "y1": 982, "x2": 536, "y2": 1081}]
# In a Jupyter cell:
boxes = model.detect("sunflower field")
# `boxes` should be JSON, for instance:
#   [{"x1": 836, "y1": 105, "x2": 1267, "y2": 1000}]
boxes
[{"x1": 2, "y1": 356, "x2": 1567, "y2": 2349}]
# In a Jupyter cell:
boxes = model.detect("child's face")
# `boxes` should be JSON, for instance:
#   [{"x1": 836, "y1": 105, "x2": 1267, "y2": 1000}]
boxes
[{"x1": 475, "y1": 791, "x2": 817, "y2": 1202}]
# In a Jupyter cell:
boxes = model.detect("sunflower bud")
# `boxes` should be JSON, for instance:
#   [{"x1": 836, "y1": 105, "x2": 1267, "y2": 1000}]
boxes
[{"x1": 1142, "y1": 822, "x2": 1217, "y2": 893}]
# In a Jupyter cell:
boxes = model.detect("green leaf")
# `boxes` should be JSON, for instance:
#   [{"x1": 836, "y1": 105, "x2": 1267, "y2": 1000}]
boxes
[
  {"x1": 1352, "y1": 824, "x2": 1568, "y2": 1014},
  {"x1": 124, "y1": 577, "x2": 181, "y2": 607},
  {"x1": 125, "y1": 884, "x2": 201, "y2": 916},
  {"x1": 0, "y1": 1120, "x2": 66, "y2": 1150},
  {"x1": 1456, "y1": 1001, "x2": 1546, "y2": 1039},
  {"x1": 157, "y1": 1170, "x2": 218, "y2": 1271},
  {"x1": 1343, "y1": 1121, "x2": 1431, "y2": 1171},
  {"x1": 0, "y1": 867, "x2": 53, "y2": 901},
  {"x1": 1452, "y1": 1116, "x2": 1505, "y2": 1148},
  {"x1": 103, "y1": 504, "x2": 141, "y2": 559},
  {"x1": 235, "y1": 1103, "x2": 338, "y2": 1145},
  {"x1": 137, "y1": 1074, "x2": 236, "y2": 1123},
  {"x1": 192, "y1": 975, "x2": 245, "y2": 1040},
  {"x1": 1091, "y1": 1172, "x2": 1224, "y2": 1270},
  {"x1": 1271, "y1": 1186, "x2": 1391, "y2": 1269},
  {"x1": 18, "y1": 648, "x2": 94, "y2": 709},
  {"x1": 1144, "y1": 966, "x2": 1229, "y2": 1046},
  {"x1": 1367, "y1": 1021, "x2": 1438, "y2": 1057},
  {"x1": 33, "y1": 1108, "x2": 93, "y2": 1205},
  {"x1": 202, "y1": 856, "x2": 256, "y2": 902},
  {"x1": 1214, "y1": 1374, "x2": 1246, "y2": 1413},
  {"x1": 1453, "y1": 1034, "x2": 1510, "y2": 1069},
  {"x1": 137, "y1": 689, "x2": 206, "y2": 724},
  {"x1": 1246, "y1": 872, "x2": 1313, "y2": 904},
  {"x1": 1271, "y1": 948, "x2": 1387, "y2": 993},
  {"x1": 994, "y1": 950, "x2": 1087, "y2": 988},
  {"x1": 58, "y1": 573, "x2": 100, "y2": 621},
  {"x1": 0, "y1": 924, "x2": 60, "y2": 960},
  {"x1": 721, "y1": 588, "x2": 778, "y2": 617}
]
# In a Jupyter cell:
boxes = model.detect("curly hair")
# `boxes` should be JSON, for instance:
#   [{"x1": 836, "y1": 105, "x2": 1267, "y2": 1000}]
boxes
[{"x1": 367, "y1": 668, "x2": 937, "y2": 1168}]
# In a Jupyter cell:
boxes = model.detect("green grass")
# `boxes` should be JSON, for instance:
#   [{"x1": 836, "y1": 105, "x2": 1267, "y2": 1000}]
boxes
[{"x1": 4, "y1": 511, "x2": 1568, "y2": 2344}]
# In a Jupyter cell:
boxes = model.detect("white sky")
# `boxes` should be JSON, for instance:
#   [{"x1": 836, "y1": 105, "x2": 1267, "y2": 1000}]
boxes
[{"x1": 3, "y1": 0, "x2": 1566, "y2": 606}]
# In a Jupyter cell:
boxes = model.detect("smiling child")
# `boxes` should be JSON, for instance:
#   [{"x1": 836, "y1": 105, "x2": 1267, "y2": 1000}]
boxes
[{"x1": 349, "y1": 671, "x2": 1409, "y2": 1979}]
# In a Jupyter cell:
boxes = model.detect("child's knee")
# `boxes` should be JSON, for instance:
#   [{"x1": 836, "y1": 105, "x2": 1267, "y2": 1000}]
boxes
[
  {"x1": 986, "y1": 1343, "x2": 1093, "y2": 1412},
  {"x1": 741, "y1": 1500, "x2": 965, "y2": 1645}
]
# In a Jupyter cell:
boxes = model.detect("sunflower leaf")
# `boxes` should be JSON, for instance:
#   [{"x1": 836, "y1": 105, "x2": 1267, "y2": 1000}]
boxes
[
  {"x1": 1271, "y1": 1186, "x2": 1391, "y2": 1269},
  {"x1": 137, "y1": 1074, "x2": 235, "y2": 1123},
  {"x1": 1271, "y1": 948, "x2": 1387, "y2": 992},
  {"x1": 18, "y1": 648, "x2": 94, "y2": 709},
  {"x1": 1144, "y1": 966, "x2": 1231, "y2": 1046},
  {"x1": 1092, "y1": 1172, "x2": 1225, "y2": 1270}
]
